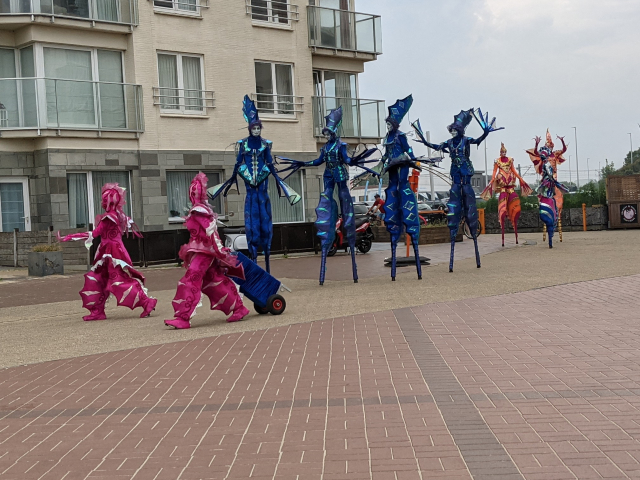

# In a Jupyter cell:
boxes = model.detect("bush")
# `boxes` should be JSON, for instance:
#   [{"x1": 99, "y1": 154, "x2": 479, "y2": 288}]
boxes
[
  {"x1": 563, "y1": 181, "x2": 607, "y2": 208},
  {"x1": 477, "y1": 192, "x2": 538, "y2": 213},
  {"x1": 32, "y1": 243, "x2": 62, "y2": 252}
]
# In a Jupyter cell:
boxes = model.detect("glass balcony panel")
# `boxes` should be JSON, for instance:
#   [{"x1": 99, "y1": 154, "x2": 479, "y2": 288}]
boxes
[
  {"x1": 1, "y1": 0, "x2": 138, "y2": 25},
  {"x1": 308, "y1": 6, "x2": 381, "y2": 54},
  {"x1": 313, "y1": 96, "x2": 384, "y2": 140}
]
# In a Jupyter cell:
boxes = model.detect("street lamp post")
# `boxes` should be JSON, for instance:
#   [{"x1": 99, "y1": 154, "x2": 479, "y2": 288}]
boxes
[
  {"x1": 568, "y1": 155, "x2": 572, "y2": 185},
  {"x1": 629, "y1": 133, "x2": 633, "y2": 165},
  {"x1": 587, "y1": 158, "x2": 590, "y2": 182},
  {"x1": 572, "y1": 127, "x2": 579, "y2": 189}
]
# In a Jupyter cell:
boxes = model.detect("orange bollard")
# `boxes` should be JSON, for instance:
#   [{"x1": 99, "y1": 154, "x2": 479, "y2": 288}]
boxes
[
  {"x1": 582, "y1": 203, "x2": 587, "y2": 231},
  {"x1": 478, "y1": 208, "x2": 486, "y2": 235},
  {"x1": 407, "y1": 167, "x2": 421, "y2": 257}
]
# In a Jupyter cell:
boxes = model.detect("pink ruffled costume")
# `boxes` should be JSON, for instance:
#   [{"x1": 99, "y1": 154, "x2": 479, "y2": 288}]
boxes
[
  {"x1": 164, "y1": 173, "x2": 249, "y2": 330},
  {"x1": 59, "y1": 183, "x2": 157, "y2": 321}
]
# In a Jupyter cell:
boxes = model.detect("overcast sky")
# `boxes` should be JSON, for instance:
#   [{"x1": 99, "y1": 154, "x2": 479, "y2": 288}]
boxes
[{"x1": 358, "y1": 0, "x2": 640, "y2": 186}]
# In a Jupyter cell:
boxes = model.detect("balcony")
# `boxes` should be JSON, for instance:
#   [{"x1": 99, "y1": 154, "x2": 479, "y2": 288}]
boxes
[
  {"x1": 312, "y1": 96, "x2": 385, "y2": 141},
  {"x1": 307, "y1": 6, "x2": 381, "y2": 59},
  {"x1": 0, "y1": 0, "x2": 138, "y2": 29},
  {"x1": 0, "y1": 78, "x2": 143, "y2": 137},
  {"x1": 153, "y1": 87, "x2": 215, "y2": 115},
  {"x1": 250, "y1": 92, "x2": 304, "y2": 118}
]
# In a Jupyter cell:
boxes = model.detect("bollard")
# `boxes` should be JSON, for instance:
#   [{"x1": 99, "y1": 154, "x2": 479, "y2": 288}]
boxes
[
  {"x1": 13, "y1": 228, "x2": 18, "y2": 267},
  {"x1": 582, "y1": 203, "x2": 587, "y2": 232},
  {"x1": 48, "y1": 225, "x2": 53, "y2": 245},
  {"x1": 478, "y1": 208, "x2": 486, "y2": 235}
]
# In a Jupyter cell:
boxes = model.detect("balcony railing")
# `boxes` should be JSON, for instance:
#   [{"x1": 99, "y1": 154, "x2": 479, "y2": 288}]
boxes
[
  {"x1": 307, "y1": 6, "x2": 382, "y2": 55},
  {"x1": 153, "y1": 87, "x2": 215, "y2": 114},
  {"x1": 245, "y1": 0, "x2": 298, "y2": 24},
  {"x1": 0, "y1": 0, "x2": 138, "y2": 26},
  {"x1": 251, "y1": 92, "x2": 304, "y2": 115},
  {"x1": 153, "y1": 0, "x2": 207, "y2": 16},
  {"x1": 312, "y1": 96, "x2": 385, "y2": 140},
  {"x1": 0, "y1": 78, "x2": 144, "y2": 133}
]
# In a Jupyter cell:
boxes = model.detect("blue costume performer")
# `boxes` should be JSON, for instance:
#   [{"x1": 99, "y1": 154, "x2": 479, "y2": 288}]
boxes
[
  {"x1": 377, "y1": 95, "x2": 427, "y2": 281},
  {"x1": 208, "y1": 95, "x2": 300, "y2": 273},
  {"x1": 526, "y1": 143, "x2": 569, "y2": 248},
  {"x1": 278, "y1": 107, "x2": 377, "y2": 285},
  {"x1": 413, "y1": 109, "x2": 503, "y2": 272}
]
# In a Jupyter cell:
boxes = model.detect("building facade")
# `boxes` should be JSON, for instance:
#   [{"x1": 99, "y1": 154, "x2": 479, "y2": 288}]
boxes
[{"x1": 0, "y1": 0, "x2": 384, "y2": 233}]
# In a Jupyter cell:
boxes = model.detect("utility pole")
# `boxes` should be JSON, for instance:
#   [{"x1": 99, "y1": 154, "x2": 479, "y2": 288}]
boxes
[
  {"x1": 572, "y1": 127, "x2": 580, "y2": 189},
  {"x1": 568, "y1": 155, "x2": 572, "y2": 184},
  {"x1": 629, "y1": 133, "x2": 633, "y2": 165},
  {"x1": 484, "y1": 141, "x2": 488, "y2": 192},
  {"x1": 587, "y1": 158, "x2": 590, "y2": 183},
  {"x1": 427, "y1": 131, "x2": 435, "y2": 201}
]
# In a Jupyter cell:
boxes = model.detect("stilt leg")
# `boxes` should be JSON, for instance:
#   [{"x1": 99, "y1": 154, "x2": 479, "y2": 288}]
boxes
[
  {"x1": 390, "y1": 239, "x2": 398, "y2": 281},
  {"x1": 542, "y1": 224, "x2": 547, "y2": 242},
  {"x1": 558, "y1": 215, "x2": 563, "y2": 242},
  {"x1": 411, "y1": 233, "x2": 422, "y2": 280},
  {"x1": 264, "y1": 250, "x2": 270, "y2": 274},
  {"x1": 350, "y1": 244, "x2": 358, "y2": 283},
  {"x1": 319, "y1": 248, "x2": 328, "y2": 286},
  {"x1": 514, "y1": 222, "x2": 519, "y2": 245},
  {"x1": 449, "y1": 231, "x2": 456, "y2": 273},
  {"x1": 473, "y1": 234, "x2": 481, "y2": 268},
  {"x1": 501, "y1": 224, "x2": 505, "y2": 247}
]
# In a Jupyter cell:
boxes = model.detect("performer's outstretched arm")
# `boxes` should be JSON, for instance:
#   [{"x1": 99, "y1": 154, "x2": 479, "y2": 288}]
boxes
[
  {"x1": 267, "y1": 146, "x2": 302, "y2": 205},
  {"x1": 510, "y1": 163, "x2": 533, "y2": 196},
  {"x1": 480, "y1": 162, "x2": 499, "y2": 200}
]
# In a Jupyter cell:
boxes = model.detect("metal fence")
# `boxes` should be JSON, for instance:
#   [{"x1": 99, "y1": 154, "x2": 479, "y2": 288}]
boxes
[
  {"x1": 153, "y1": 87, "x2": 215, "y2": 114},
  {"x1": 0, "y1": 0, "x2": 138, "y2": 25}
]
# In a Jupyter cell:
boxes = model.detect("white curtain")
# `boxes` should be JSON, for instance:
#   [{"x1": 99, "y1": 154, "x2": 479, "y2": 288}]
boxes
[
  {"x1": 335, "y1": 72, "x2": 356, "y2": 136},
  {"x1": 19, "y1": 47, "x2": 37, "y2": 128},
  {"x1": 167, "y1": 171, "x2": 222, "y2": 218},
  {"x1": 44, "y1": 47, "x2": 95, "y2": 127},
  {"x1": 67, "y1": 173, "x2": 89, "y2": 228},
  {"x1": 0, "y1": 183, "x2": 26, "y2": 232},
  {"x1": 268, "y1": 171, "x2": 304, "y2": 223},
  {"x1": 275, "y1": 63, "x2": 293, "y2": 114},
  {"x1": 96, "y1": 0, "x2": 119, "y2": 22},
  {"x1": 92, "y1": 171, "x2": 131, "y2": 217},
  {"x1": 182, "y1": 56, "x2": 202, "y2": 111},
  {"x1": 157, "y1": 54, "x2": 178, "y2": 110},
  {"x1": 0, "y1": 48, "x2": 18, "y2": 129},
  {"x1": 97, "y1": 50, "x2": 125, "y2": 128}
]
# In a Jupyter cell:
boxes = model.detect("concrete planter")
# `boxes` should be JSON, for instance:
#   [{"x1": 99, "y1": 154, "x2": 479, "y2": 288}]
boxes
[
  {"x1": 372, "y1": 225, "x2": 462, "y2": 245},
  {"x1": 28, "y1": 251, "x2": 64, "y2": 277}
]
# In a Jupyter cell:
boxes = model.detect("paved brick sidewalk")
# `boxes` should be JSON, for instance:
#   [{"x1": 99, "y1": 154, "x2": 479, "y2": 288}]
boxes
[{"x1": 1, "y1": 275, "x2": 639, "y2": 479}]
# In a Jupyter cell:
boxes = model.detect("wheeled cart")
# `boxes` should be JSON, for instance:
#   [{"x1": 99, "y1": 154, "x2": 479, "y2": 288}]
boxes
[{"x1": 231, "y1": 252, "x2": 287, "y2": 315}]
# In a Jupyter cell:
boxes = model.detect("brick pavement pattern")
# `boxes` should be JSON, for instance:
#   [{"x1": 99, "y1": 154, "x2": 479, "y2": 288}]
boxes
[{"x1": 1, "y1": 275, "x2": 639, "y2": 479}]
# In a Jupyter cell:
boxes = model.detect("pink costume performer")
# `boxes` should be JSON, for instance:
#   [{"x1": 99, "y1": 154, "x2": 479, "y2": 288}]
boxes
[
  {"x1": 58, "y1": 183, "x2": 157, "y2": 321},
  {"x1": 481, "y1": 143, "x2": 532, "y2": 246},
  {"x1": 164, "y1": 173, "x2": 250, "y2": 330}
]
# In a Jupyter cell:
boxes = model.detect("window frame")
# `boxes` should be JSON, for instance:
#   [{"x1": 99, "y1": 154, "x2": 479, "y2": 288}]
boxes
[
  {"x1": 153, "y1": 0, "x2": 201, "y2": 18},
  {"x1": 165, "y1": 170, "x2": 225, "y2": 224},
  {"x1": 312, "y1": 68, "x2": 359, "y2": 99},
  {"x1": 156, "y1": 51, "x2": 206, "y2": 115},
  {"x1": 0, "y1": 177, "x2": 31, "y2": 232},
  {"x1": 254, "y1": 60, "x2": 296, "y2": 118},
  {"x1": 249, "y1": 0, "x2": 294, "y2": 27},
  {"x1": 66, "y1": 171, "x2": 133, "y2": 228},
  {"x1": 269, "y1": 169, "x2": 306, "y2": 224}
]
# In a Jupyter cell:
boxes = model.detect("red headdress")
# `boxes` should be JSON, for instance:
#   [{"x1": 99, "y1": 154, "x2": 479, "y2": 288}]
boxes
[{"x1": 545, "y1": 129, "x2": 554, "y2": 150}]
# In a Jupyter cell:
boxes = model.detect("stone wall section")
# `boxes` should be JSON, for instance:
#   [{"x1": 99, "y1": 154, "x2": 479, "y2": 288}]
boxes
[{"x1": 0, "y1": 228, "x2": 88, "y2": 267}]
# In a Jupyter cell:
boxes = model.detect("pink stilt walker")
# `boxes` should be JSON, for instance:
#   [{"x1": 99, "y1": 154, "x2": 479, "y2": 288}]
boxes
[
  {"x1": 164, "y1": 173, "x2": 249, "y2": 330},
  {"x1": 58, "y1": 183, "x2": 157, "y2": 321}
]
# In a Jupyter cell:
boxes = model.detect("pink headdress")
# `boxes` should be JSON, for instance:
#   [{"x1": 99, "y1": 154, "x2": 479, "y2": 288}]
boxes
[
  {"x1": 189, "y1": 172, "x2": 209, "y2": 206},
  {"x1": 100, "y1": 182, "x2": 140, "y2": 237}
]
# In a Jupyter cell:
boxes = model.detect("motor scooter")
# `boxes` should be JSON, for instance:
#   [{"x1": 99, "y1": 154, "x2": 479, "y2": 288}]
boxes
[{"x1": 327, "y1": 214, "x2": 375, "y2": 256}]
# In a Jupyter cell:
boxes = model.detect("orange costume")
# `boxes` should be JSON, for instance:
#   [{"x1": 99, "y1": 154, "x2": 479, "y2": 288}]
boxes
[
  {"x1": 481, "y1": 143, "x2": 532, "y2": 246},
  {"x1": 526, "y1": 130, "x2": 567, "y2": 242}
]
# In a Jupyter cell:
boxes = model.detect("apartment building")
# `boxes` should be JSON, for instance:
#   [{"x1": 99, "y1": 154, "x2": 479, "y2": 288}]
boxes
[{"x1": 0, "y1": 0, "x2": 383, "y2": 233}]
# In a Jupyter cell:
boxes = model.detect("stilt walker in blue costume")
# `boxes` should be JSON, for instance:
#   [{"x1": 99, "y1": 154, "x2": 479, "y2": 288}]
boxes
[
  {"x1": 374, "y1": 95, "x2": 428, "y2": 281},
  {"x1": 278, "y1": 107, "x2": 378, "y2": 285},
  {"x1": 208, "y1": 95, "x2": 301, "y2": 274},
  {"x1": 412, "y1": 109, "x2": 503, "y2": 272}
]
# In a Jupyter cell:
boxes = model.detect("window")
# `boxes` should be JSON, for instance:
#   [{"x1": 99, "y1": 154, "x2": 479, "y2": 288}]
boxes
[
  {"x1": 67, "y1": 171, "x2": 131, "y2": 228},
  {"x1": 154, "y1": 0, "x2": 198, "y2": 15},
  {"x1": 0, "y1": 178, "x2": 31, "y2": 232},
  {"x1": 250, "y1": 0, "x2": 291, "y2": 24},
  {"x1": 254, "y1": 61, "x2": 295, "y2": 115},
  {"x1": 267, "y1": 171, "x2": 304, "y2": 223},
  {"x1": 42, "y1": 46, "x2": 125, "y2": 128},
  {"x1": 313, "y1": 69, "x2": 358, "y2": 136},
  {"x1": 157, "y1": 53, "x2": 204, "y2": 114},
  {"x1": 166, "y1": 171, "x2": 223, "y2": 222}
]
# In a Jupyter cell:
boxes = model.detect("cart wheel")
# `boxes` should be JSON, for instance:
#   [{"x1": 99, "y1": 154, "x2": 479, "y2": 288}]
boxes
[
  {"x1": 254, "y1": 303, "x2": 269, "y2": 315},
  {"x1": 268, "y1": 294, "x2": 286, "y2": 315}
]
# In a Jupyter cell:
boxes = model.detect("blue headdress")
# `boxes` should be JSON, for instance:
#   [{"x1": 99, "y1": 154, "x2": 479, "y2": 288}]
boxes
[
  {"x1": 242, "y1": 94, "x2": 261, "y2": 129},
  {"x1": 322, "y1": 106, "x2": 343, "y2": 136},
  {"x1": 385, "y1": 95, "x2": 413, "y2": 129},
  {"x1": 448, "y1": 109, "x2": 474, "y2": 134}
]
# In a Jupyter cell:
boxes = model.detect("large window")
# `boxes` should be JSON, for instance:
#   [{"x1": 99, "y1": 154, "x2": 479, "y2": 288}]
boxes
[
  {"x1": 157, "y1": 53, "x2": 204, "y2": 114},
  {"x1": 313, "y1": 69, "x2": 359, "y2": 136},
  {"x1": 254, "y1": 61, "x2": 294, "y2": 115},
  {"x1": 267, "y1": 171, "x2": 304, "y2": 223},
  {"x1": 67, "y1": 171, "x2": 131, "y2": 228},
  {"x1": 250, "y1": 0, "x2": 290, "y2": 24},
  {"x1": 166, "y1": 171, "x2": 223, "y2": 222},
  {"x1": 0, "y1": 178, "x2": 31, "y2": 232}
]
